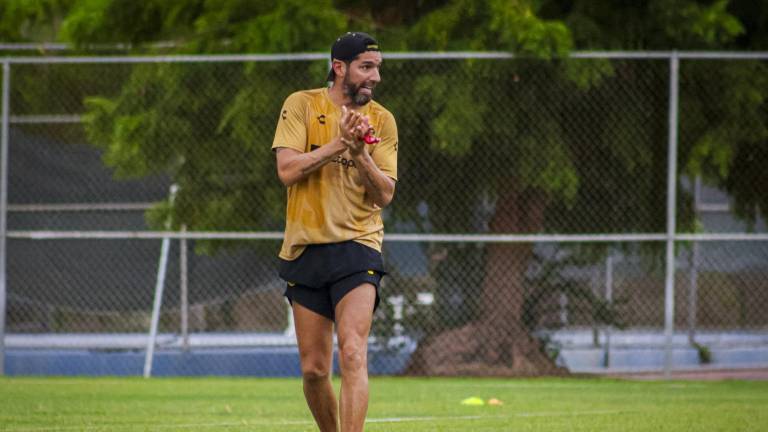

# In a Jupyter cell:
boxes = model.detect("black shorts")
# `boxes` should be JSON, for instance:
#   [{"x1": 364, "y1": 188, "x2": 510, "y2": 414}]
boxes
[{"x1": 279, "y1": 241, "x2": 386, "y2": 322}]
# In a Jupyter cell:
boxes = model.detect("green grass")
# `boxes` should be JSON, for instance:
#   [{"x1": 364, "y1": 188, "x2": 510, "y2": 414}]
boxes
[{"x1": 1, "y1": 376, "x2": 766, "y2": 431}]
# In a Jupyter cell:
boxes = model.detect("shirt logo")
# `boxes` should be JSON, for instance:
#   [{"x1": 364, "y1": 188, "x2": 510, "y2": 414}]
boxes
[
  {"x1": 281, "y1": 110, "x2": 287, "y2": 120},
  {"x1": 333, "y1": 156, "x2": 356, "y2": 168},
  {"x1": 317, "y1": 114, "x2": 326, "y2": 125},
  {"x1": 310, "y1": 144, "x2": 355, "y2": 168}
]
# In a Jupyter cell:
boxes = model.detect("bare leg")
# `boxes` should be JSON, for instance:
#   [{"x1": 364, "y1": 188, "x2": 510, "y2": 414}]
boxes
[
  {"x1": 293, "y1": 302, "x2": 338, "y2": 432},
  {"x1": 335, "y1": 284, "x2": 376, "y2": 432}
]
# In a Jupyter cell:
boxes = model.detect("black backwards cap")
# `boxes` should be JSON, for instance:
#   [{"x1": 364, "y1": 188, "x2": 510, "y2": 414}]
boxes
[{"x1": 326, "y1": 32, "x2": 380, "y2": 82}]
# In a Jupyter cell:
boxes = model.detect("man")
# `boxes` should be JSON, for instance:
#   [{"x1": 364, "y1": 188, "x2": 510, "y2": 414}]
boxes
[{"x1": 271, "y1": 32, "x2": 398, "y2": 432}]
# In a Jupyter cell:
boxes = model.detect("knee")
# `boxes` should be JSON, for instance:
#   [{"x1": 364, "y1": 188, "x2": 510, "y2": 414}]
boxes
[
  {"x1": 301, "y1": 361, "x2": 331, "y2": 383},
  {"x1": 339, "y1": 342, "x2": 367, "y2": 375}
]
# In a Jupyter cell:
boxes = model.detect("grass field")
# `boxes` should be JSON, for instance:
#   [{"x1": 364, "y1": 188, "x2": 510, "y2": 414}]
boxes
[{"x1": 1, "y1": 376, "x2": 767, "y2": 431}]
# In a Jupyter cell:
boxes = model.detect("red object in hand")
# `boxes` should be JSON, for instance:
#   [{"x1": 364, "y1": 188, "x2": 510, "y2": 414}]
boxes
[{"x1": 363, "y1": 131, "x2": 381, "y2": 145}]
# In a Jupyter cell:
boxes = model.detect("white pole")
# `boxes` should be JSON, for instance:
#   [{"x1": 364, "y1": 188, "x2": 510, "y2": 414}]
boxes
[
  {"x1": 688, "y1": 177, "x2": 701, "y2": 345},
  {"x1": 0, "y1": 61, "x2": 11, "y2": 376},
  {"x1": 180, "y1": 224, "x2": 189, "y2": 351},
  {"x1": 143, "y1": 185, "x2": 178, "y2": 378},
  {"x1": 558, "y1": 292, "x2": 568, "y2": 327},
  {"x1": 284, "y1": 301, "x2": 295, "y2": 337},
  {"x1": 603, "y1": 254, "x2": 613, "y2": 368},
  {"x1": 664, "y1": 53, "x2": 680, "y2": 378}
]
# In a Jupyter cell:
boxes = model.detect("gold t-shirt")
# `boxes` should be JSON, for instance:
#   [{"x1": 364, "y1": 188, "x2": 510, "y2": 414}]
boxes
[{"x1": 272, "y1": 88, "x2": 398, "y2": 260}]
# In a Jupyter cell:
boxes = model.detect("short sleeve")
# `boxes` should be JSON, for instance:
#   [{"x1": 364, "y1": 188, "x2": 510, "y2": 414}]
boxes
[
  {"x1": 272, "y1": 92, "x2": 307, "y2": 152},
  {"x1": 371, "y1": 111, "x2": 398, "y2": 181}
]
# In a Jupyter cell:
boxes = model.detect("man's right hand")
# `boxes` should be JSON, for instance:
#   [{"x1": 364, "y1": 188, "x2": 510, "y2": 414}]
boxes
[{"x1": 340, "y1": 106, "x2": 364, "y2": 145}]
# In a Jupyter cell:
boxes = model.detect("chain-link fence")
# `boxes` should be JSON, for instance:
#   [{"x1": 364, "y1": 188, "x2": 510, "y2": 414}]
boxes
[{"x1": 1, "y1": 53, "x2": 767, "y2": 377}]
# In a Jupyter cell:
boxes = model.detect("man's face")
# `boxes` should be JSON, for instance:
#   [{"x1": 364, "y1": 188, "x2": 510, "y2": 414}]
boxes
[{"x1": 341, "y1": 51, "x2": 382, "y2": 106}]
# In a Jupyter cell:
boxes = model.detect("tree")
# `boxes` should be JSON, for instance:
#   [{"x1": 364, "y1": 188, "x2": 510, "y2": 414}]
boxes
[
  {"x1": 3, "y1": 0, "x2": 766, "y2": 375},
  {"x1": 376, "y1": 0, "x2": 768, "y2": 376}
]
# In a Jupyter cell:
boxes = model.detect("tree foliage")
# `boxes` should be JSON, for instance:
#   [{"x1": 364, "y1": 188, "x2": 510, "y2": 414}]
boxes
[
  {"x1": 3, "y1": 0, "x2": 765, "y2": 232},
  {"x1": 0, "y1": 0, "x2": 73, "y2": 43}
]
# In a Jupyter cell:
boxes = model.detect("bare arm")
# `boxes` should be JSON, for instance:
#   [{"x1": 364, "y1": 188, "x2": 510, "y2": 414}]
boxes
[
  {"x1": 275, "y1": 138, "x2": 347, "y2": 187},
  {"x1": 275, "y1": 107, "x2": 364, "y2": 187},
  {"x1": 343, "y1": 106, "x2": 396, "y2": 208},
  {"x1": 351, "y1": 149, "x2": 396, "y2": 208}
]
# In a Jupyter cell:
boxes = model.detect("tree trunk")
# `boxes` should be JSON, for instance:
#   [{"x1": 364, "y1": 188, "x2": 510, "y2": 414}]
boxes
[{"x1": 405, "y1": 180, "x2": 567, "y2": 376}]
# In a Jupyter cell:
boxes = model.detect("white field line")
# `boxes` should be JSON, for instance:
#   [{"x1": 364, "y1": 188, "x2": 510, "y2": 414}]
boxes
[
  {"x1": 435, "y1": 382, "x2": 707, "y2": 389},
  {"x1": 368, "y1": 409, "x2": 630, "y2": 423},
  {"x1": 4, "y1": 409, "x2": 630, "y2": 431},
  {"x1": 0, "y1": 420, "x2": 312, "y2": 432},
  {"x1": 8, "y1": 380, "x2": 138, "y2": 386}
]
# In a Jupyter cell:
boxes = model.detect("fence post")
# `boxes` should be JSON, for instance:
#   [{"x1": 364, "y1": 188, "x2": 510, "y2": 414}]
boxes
[
  {"x1": 664, "y1": 52, "x2": 680, "y2": 378},
  {"x1": 0, "y1": 61, "x2": 11, "y2": 376},
  {"x1": 603, "y1": 253, "x2": 614, "y2": 368},
  {"x1": 143, "y1": 184, "x2": 178, "y2": 378},
  {"x1": 688, "y1": 177, "x2": 701, "y2": 345},
  {"x1": 180, "y1": 224, "x2": 189, "y2": 351}
]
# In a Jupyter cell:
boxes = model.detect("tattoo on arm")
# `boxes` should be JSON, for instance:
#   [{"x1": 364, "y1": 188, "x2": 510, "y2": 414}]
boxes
[
  {"x1": 276, "y1": 140, "x2": 346, "y2": 185},
  {"x1": 300, "y1": 151, "x2": 331, "y2": 175}
]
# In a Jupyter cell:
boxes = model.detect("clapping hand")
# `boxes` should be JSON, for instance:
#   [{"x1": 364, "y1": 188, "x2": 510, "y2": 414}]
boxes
[{"x1": 340, "y1": 106, "x2": 375, "y2": 155}]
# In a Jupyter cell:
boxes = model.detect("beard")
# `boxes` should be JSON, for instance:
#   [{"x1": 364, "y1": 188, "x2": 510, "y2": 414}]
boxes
[{"x1": 343, "y1": 75, "x2": 373, "y2": 106}]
